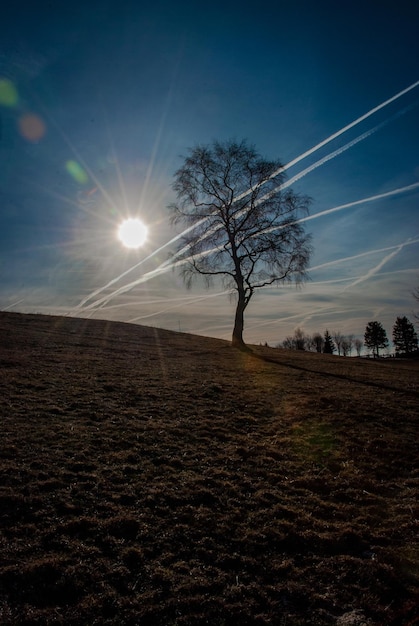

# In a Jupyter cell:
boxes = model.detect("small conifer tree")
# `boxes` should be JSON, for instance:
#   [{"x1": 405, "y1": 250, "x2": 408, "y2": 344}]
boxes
[
  {"x1": 323, "y1": 330, "x2": 335, "y2": 354},
  {"x1": 392, "y1": 316, "x2": 418, "y2": 355},
  {"x1": 364, "y1": 321, "x2": 389, "y2": 358}
]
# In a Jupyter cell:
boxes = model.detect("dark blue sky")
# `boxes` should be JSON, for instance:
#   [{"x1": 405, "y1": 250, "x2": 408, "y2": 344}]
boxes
[{"x1": 1, "y1": 1, "x2": 418, "y2": 346}]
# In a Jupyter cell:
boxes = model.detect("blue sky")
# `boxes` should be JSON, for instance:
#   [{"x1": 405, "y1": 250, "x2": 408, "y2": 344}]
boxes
[{"x1": 1, "y1": 0, "x2": 418, "y2": 348}]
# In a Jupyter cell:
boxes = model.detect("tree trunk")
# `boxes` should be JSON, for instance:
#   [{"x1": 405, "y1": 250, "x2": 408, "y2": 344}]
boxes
[
  {"x1": 231, "y1": 267, "x2": 252, "y2": 351},
  {"x1": 232, "y1": 296, "x2": 247, "y2": 350}
]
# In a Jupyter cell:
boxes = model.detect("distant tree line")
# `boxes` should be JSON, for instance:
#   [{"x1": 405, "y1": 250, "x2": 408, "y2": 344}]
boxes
[{"x1": 278, "y1": 316, "x2": 418, "y2": 358}]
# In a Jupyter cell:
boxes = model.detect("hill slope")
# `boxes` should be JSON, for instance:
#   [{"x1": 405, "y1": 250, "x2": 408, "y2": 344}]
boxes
[{"x1": 0, "y1": 312, "x2": 418, "y2": 625}]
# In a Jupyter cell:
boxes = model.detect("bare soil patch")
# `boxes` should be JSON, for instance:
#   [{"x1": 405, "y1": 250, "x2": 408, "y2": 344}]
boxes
[{"x1": 0, "y1": 312, "x2": 418, "y2": 625}]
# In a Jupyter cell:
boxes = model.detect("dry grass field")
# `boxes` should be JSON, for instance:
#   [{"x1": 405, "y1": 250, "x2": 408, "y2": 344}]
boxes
[{"x1": 0, "y1": 311, "x2": 418, "y2": 625}]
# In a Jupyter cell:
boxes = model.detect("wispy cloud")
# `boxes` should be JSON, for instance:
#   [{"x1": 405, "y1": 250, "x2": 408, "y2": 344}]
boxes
[
  {"x1": 342, "y1": 237, "x2": 417, "y2": 291},
  {"x1": 310, "y1": 237, "x2": 419, "y2": 273},
  {"x1": 242, "y1": 238, "x2": 419, "y2": 337},
  {"x1": 126, "y1": 289, "x2": 233, "y2": 323}
]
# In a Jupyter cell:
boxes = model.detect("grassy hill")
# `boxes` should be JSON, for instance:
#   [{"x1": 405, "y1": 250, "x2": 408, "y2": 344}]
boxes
[{"x1": 0, "y1": 311, "x2": 418, "y2": 625}]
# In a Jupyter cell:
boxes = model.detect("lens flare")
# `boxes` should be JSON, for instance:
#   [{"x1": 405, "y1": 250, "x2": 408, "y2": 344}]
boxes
[
  {"x1": 0, "y1": 78, "x2": 18, "y2": 107},
  {"x1": 18, "y1": 113, "x2": 46, "y2": 142},
  {"x1": 65, "y1": 160, "x2": 89, "y2": 184}
]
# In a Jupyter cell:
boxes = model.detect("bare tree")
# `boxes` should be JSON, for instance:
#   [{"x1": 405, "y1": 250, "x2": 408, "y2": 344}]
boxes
[
  {"x1": 281, "y1": 328, "x2": 307, "y2": 350},
  {"x1": 354, "y1": 338, "x2": 363, "y2": 357},
  {"x1": 169, "y1": 139, "x2": 312, "y2": 349},
  {"x1": 341, "y1": 334, "x2": 353, "y2": 357},
  {"x1": 305, "y1": 334, "x2": 317, "y2": 352},
  {"x1": 293, "y1": 327, "x2": 307, "y2": 350},
  {"x1": 281, "y1": 336, "x2": 295, "y2": 350},
  {"x1": 312, "y1": 333, "x2": 324, "y2": 353},
  {"x1": 333, "y1": 331, "x2": 344, "y2": 356}
]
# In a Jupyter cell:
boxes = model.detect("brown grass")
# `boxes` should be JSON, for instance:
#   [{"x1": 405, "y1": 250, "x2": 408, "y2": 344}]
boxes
[{"x1": 0, "y1": 311, "x2": 418, "y2": 625}]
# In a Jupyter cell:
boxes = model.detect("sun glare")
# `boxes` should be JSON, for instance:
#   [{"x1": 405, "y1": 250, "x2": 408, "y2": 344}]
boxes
[{"x1": 118, "y1": 218, "x2": 148, "y2": 249}]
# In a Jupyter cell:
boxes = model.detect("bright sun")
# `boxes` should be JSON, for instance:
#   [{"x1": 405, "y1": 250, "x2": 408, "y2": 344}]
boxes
[{"x1": 117, "y1": 218, "x2": 148, "y2": 249}]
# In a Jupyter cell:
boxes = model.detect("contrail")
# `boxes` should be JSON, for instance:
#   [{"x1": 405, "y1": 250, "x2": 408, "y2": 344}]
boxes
[
  {"x1": 123, "y1": 111, "x2": 418, "y2": 282},
  {"x1": 170, "y1": 101, "x2": 419, "y2": 246},
  {"x1": 160, "y1": 104, "x2": 418, "y2": 265},
  {"x1": 298, "y1": 260, "x2": 413, "y2": 328},
  {"x1": 78, "y1": 247, "x2": 219, "y2": 312},
  {"x1": 73, "y1": 84, "x2": 419, "y2": 311},
  {"x1": 244, "y1": 305, "x2": 353, "y2": 332},
  {"x1": 72, "y1": 217, "x2": 209, "y2": 311},
  {"x1": 297, "y1": 239, "x2": 419, "y2": 327},
  {"x1": 244, "y1": 237, "x2": 419, "y2": 332},
  {"x1": 90, "y1": 292, "x2": 224, "y2": 313},
  {"x1": 233, "y1": 79, "x2": 419, "y2": 203},
  {"x1": 260, "y1": 181, "x2": 419, "y2": 236},
  {"x1": 127, "y1": 289, "x2": 233, "y2": 323},
  {"x1": 76, "y1": 185, "x2": 419, "y2": 313},
  {"x1": 265, "y1": 239, "x2": 419, "y2": 332},
  {"x1": 2, "y1": 298, "x2": 25, "y2": 311},
  {"x1": 342, "y1": 237, "x2": 416, "y2": 291},
  {"x1": 243, "y1": 237, "x2": 419, "y2": 335},
  {"x1": 282, "y1": 79, "x2": 419, "y2": 171},
  {"x1": 280, "y1": 102, "x2": 418, "y2": 191},
  {"x1": 281, "y1": 131, "x2": 376, "y2": 191},
  {"x1": 310, "y1": 237, "x2": 419, "y2": 273}
]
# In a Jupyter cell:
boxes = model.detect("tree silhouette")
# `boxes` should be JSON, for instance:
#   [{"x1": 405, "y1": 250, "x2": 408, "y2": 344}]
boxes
[
  {"x1": 312, "y1": 333, "x2": 324, "y2": 353},
  {"x1": 281, "y1": 327, "x2": 309, "y2": 350},
  {"x1": 169, "y1": 139, "x2": 312, "y2": 349},
  {"x1": 341, "y1": 335, "x2": 353, "y2": 357},
  {"x1": 333, "y1": 331, "x2": 344, "y2": 356},
  {"x1": 392, "y1": 316, "x2": 418, "y2": 355},
  {"x1": 364, "y1": 321, "x2": 389, "y2": 358},
  {"x1": 413, "y1": 285, "x2": 419, "y2": 321},
  {"x1": 323, "y1": 330, "x2": 335, "y2": 354},
  {"x1": 354, "y1": 338, "x2": 363, "y2": 356}
]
